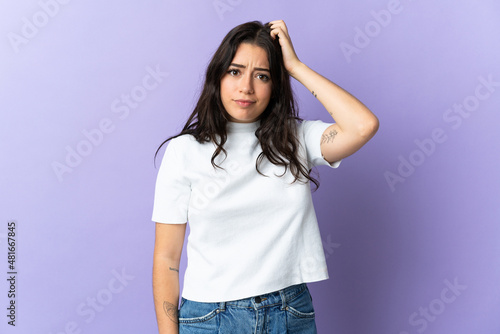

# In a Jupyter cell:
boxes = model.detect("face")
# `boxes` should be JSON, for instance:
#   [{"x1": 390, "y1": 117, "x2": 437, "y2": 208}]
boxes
[{"x1": 220, "y1": 43, "x2": 272, "y2": 123}]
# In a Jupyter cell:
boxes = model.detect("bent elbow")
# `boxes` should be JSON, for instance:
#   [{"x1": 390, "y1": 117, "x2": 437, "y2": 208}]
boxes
[{"x1": 357, "y1": 115, "x2": 379, "y2": 139}]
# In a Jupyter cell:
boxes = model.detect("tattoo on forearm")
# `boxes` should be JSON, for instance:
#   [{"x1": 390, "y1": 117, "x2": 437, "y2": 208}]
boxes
[
  {"x1": 311, "y1": 90, "x2": 317, "y2": 98},
  {"x1": 320, "y1": 129, "x2": 338, "y2": 145},
  {"x1": 169, "y1": 267, "x2": 179, "y2": 273},
  {"x1": 163, "y1": 301, "x2": 179, "y2": 323}
]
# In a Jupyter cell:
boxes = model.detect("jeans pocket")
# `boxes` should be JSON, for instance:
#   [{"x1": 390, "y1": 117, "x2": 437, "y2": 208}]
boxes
[
  {"x1": 178, "y1": 298, "x2": 220, "y2": 325},
  {"x1": 285, "y1": 287, "x2": 316, "y2": 319},
  {"x1": 285, "y1": 287, "x2": 317, "y2": 334}
]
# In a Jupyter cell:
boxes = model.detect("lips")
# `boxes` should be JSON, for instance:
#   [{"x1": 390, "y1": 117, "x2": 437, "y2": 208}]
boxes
[{"x1": 234, "y1": 99, "x2": 255, "y2": 107}]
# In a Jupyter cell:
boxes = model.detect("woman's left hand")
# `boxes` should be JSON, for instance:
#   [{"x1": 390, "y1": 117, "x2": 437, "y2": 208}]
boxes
[{"x1": 269, "y1": 20, "x2": 302, "y2": 77}]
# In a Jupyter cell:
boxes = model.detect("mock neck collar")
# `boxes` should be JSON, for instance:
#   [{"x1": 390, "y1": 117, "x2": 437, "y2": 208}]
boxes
[{"x1": 226, "y1": 120, "x2": 260, "y2": 133}]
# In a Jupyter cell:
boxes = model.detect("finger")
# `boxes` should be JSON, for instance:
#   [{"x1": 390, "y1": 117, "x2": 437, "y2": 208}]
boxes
[
  {"x1": 269, "y1": 26, "x2": 281, "y2": 39},
  {"x1": 269, "y1": 19, "x2": 286, "y2": 27},
  {"x1": 270, "y1": 30, "x2": 277, "y2": 39},
  {"x1": 269, "y1": 20, "x2": 288, "y2": 33},
  {"x1": 269, "y1": 20, "x2": 286, "y2": 28},
  {"x1": 270, "y1": 26, "x2": 288, "y2": 41}
]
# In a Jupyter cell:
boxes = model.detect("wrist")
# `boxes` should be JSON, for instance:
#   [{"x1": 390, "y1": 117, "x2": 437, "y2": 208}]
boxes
[{"x1": 288, "y1": 61, "x2": 307, "y2": 80}]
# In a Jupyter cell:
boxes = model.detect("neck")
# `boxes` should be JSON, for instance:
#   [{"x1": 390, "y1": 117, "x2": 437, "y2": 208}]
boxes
[{"x1": 227, "y1": 120, "x2": 260, "y2": 133}]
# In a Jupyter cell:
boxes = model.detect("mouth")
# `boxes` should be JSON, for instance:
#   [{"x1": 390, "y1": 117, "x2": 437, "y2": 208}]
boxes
[{"x1": 234, "y1": 99, "x2": 255, "y2": 107}]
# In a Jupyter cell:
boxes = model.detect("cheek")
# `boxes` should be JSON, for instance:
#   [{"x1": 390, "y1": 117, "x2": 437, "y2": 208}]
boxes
[
  {"x1": 261, "y1": 85, "x2": 272, "y2": 102},
  {"x1": 220, "y1": 79, "x2": 231, "y2": 100}
]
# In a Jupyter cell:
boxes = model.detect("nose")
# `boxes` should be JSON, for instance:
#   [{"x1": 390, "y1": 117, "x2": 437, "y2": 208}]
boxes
[{"x1": 239, "y1": 74, "x2": 254, "y2": 94}]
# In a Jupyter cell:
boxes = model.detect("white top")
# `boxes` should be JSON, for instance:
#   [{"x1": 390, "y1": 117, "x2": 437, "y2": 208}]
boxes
[{"x1": 152, "y1": 119, "x2": 341, "y2": 302}]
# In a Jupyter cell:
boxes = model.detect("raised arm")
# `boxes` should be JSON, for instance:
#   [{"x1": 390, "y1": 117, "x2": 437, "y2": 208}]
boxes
[
  {"x1": 153, "y1": 222, "x2": 187, "y2": 334},
  {"x1": 269, "y1": 20, "x2": 379, "y2": 163}
]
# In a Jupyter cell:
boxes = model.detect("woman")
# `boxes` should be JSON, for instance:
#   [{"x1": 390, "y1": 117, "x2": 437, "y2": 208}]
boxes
[{"x1": 152, "y1": 20, "x2": 378, "y2": 333}]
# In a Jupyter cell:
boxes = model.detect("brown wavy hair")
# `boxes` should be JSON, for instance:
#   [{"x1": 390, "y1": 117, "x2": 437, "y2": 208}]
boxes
[{"x1": 156, "y1": 20, "x2": 319, "y2": 189}]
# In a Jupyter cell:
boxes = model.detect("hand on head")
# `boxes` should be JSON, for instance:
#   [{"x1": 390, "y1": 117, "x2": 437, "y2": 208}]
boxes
[{"x1": 268, "y1": 20, "x2": 302, "y2": 76}]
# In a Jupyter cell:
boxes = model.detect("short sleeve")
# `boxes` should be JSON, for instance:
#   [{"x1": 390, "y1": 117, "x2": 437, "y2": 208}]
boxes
[
  {"x1": 301, "y1": 120, "x2": 342, "y2": 169},
  {"x1": 151, "y1": 138, "x2": 191, "y2": 224}
]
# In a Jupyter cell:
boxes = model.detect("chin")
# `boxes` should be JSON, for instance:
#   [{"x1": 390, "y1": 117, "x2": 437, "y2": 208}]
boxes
[
  {"x1": 229, "y1": 111, "x2": 265, "y2": 123},
  {"x1": 229, "y1": 114, "x2": 255, "y2": 123}
]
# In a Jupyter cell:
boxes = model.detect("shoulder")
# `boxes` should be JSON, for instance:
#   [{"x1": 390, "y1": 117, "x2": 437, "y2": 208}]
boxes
[
  {"x1": 164, "y1": 134, "x2": 200, "y2": 155},
  {"x1": 159, "y1": 134, "x2": 198, "y2": 164},
  {"x1": 169, "y1": 134, "x2": 197, "y2": 146},
  {"x1": 163, "y1": 133, "x2": 215, "y2": 165},
  {"x1": 296, "y1": 119, "x2": 333, "y2": 138}
]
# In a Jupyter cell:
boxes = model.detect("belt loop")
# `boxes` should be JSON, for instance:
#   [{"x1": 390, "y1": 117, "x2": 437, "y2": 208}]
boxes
[
  {"x1": 279, "y1": 289, "x2": 287, "y2": 310},
  {"x1": 219, "y1": 301, "x2": 226, "y2": 311}
]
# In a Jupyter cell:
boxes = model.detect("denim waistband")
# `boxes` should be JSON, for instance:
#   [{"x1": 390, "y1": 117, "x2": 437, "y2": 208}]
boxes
[{"x1": 218, "y1": 283, "x2": 308, "y2": 311}]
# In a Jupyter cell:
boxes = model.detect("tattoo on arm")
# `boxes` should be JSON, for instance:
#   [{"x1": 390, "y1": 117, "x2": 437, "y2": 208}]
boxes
[
  {"x1": 169, "y1": 267, "x2": 179, "y2": 273},
  {"x1": 320, "y1": 129, "x2": 338, "y2": 145},
  {"x1": 311, "y1": 90, "x2": 317, "y2": 98},
  {"x1": 163, "y1": 301, "x2": 179, "y2": 323}
]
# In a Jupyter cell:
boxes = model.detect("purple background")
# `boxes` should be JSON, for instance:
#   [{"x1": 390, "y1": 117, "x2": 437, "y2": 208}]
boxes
[{"x1": 1, "y1": 0, "x2": 499, "y2": 333}]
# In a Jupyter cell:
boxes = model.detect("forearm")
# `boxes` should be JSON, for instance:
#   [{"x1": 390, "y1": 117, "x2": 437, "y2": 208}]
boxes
[
  {"x1": 153, "y1": 255, "x2": 181, "y2": 334},
  {"x1": 290, "y1": 62, "x2": 379, "y2": 138}
]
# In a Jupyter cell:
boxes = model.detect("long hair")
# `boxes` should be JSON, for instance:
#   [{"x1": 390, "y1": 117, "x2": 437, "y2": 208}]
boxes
[{"x1": 155, "y1": 21, "x2": 319, "y2": 189}]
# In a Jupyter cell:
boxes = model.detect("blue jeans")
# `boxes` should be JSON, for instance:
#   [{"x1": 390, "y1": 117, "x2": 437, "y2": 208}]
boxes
[{"x1": 178, "y1": 283, "x2": 317, "y2": 333}]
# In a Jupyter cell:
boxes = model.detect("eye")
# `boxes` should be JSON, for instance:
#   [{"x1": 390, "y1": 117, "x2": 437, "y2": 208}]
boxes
[
  {"x1": 227, "y1": 69, "x2": 240, "y2": 76},
  {"x1": 256, "y1": 73, "x2": 270, "y2": 82}
]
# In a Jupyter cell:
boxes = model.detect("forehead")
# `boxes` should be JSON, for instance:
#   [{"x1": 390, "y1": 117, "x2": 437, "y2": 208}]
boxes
[{"x1": 231, "y1": 43, "x2": 269, "y2": 67}]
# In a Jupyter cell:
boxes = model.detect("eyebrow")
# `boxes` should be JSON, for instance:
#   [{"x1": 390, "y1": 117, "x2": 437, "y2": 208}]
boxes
[{"x1": 230, "y1": 63, "x2": 270, "y2": 72}]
